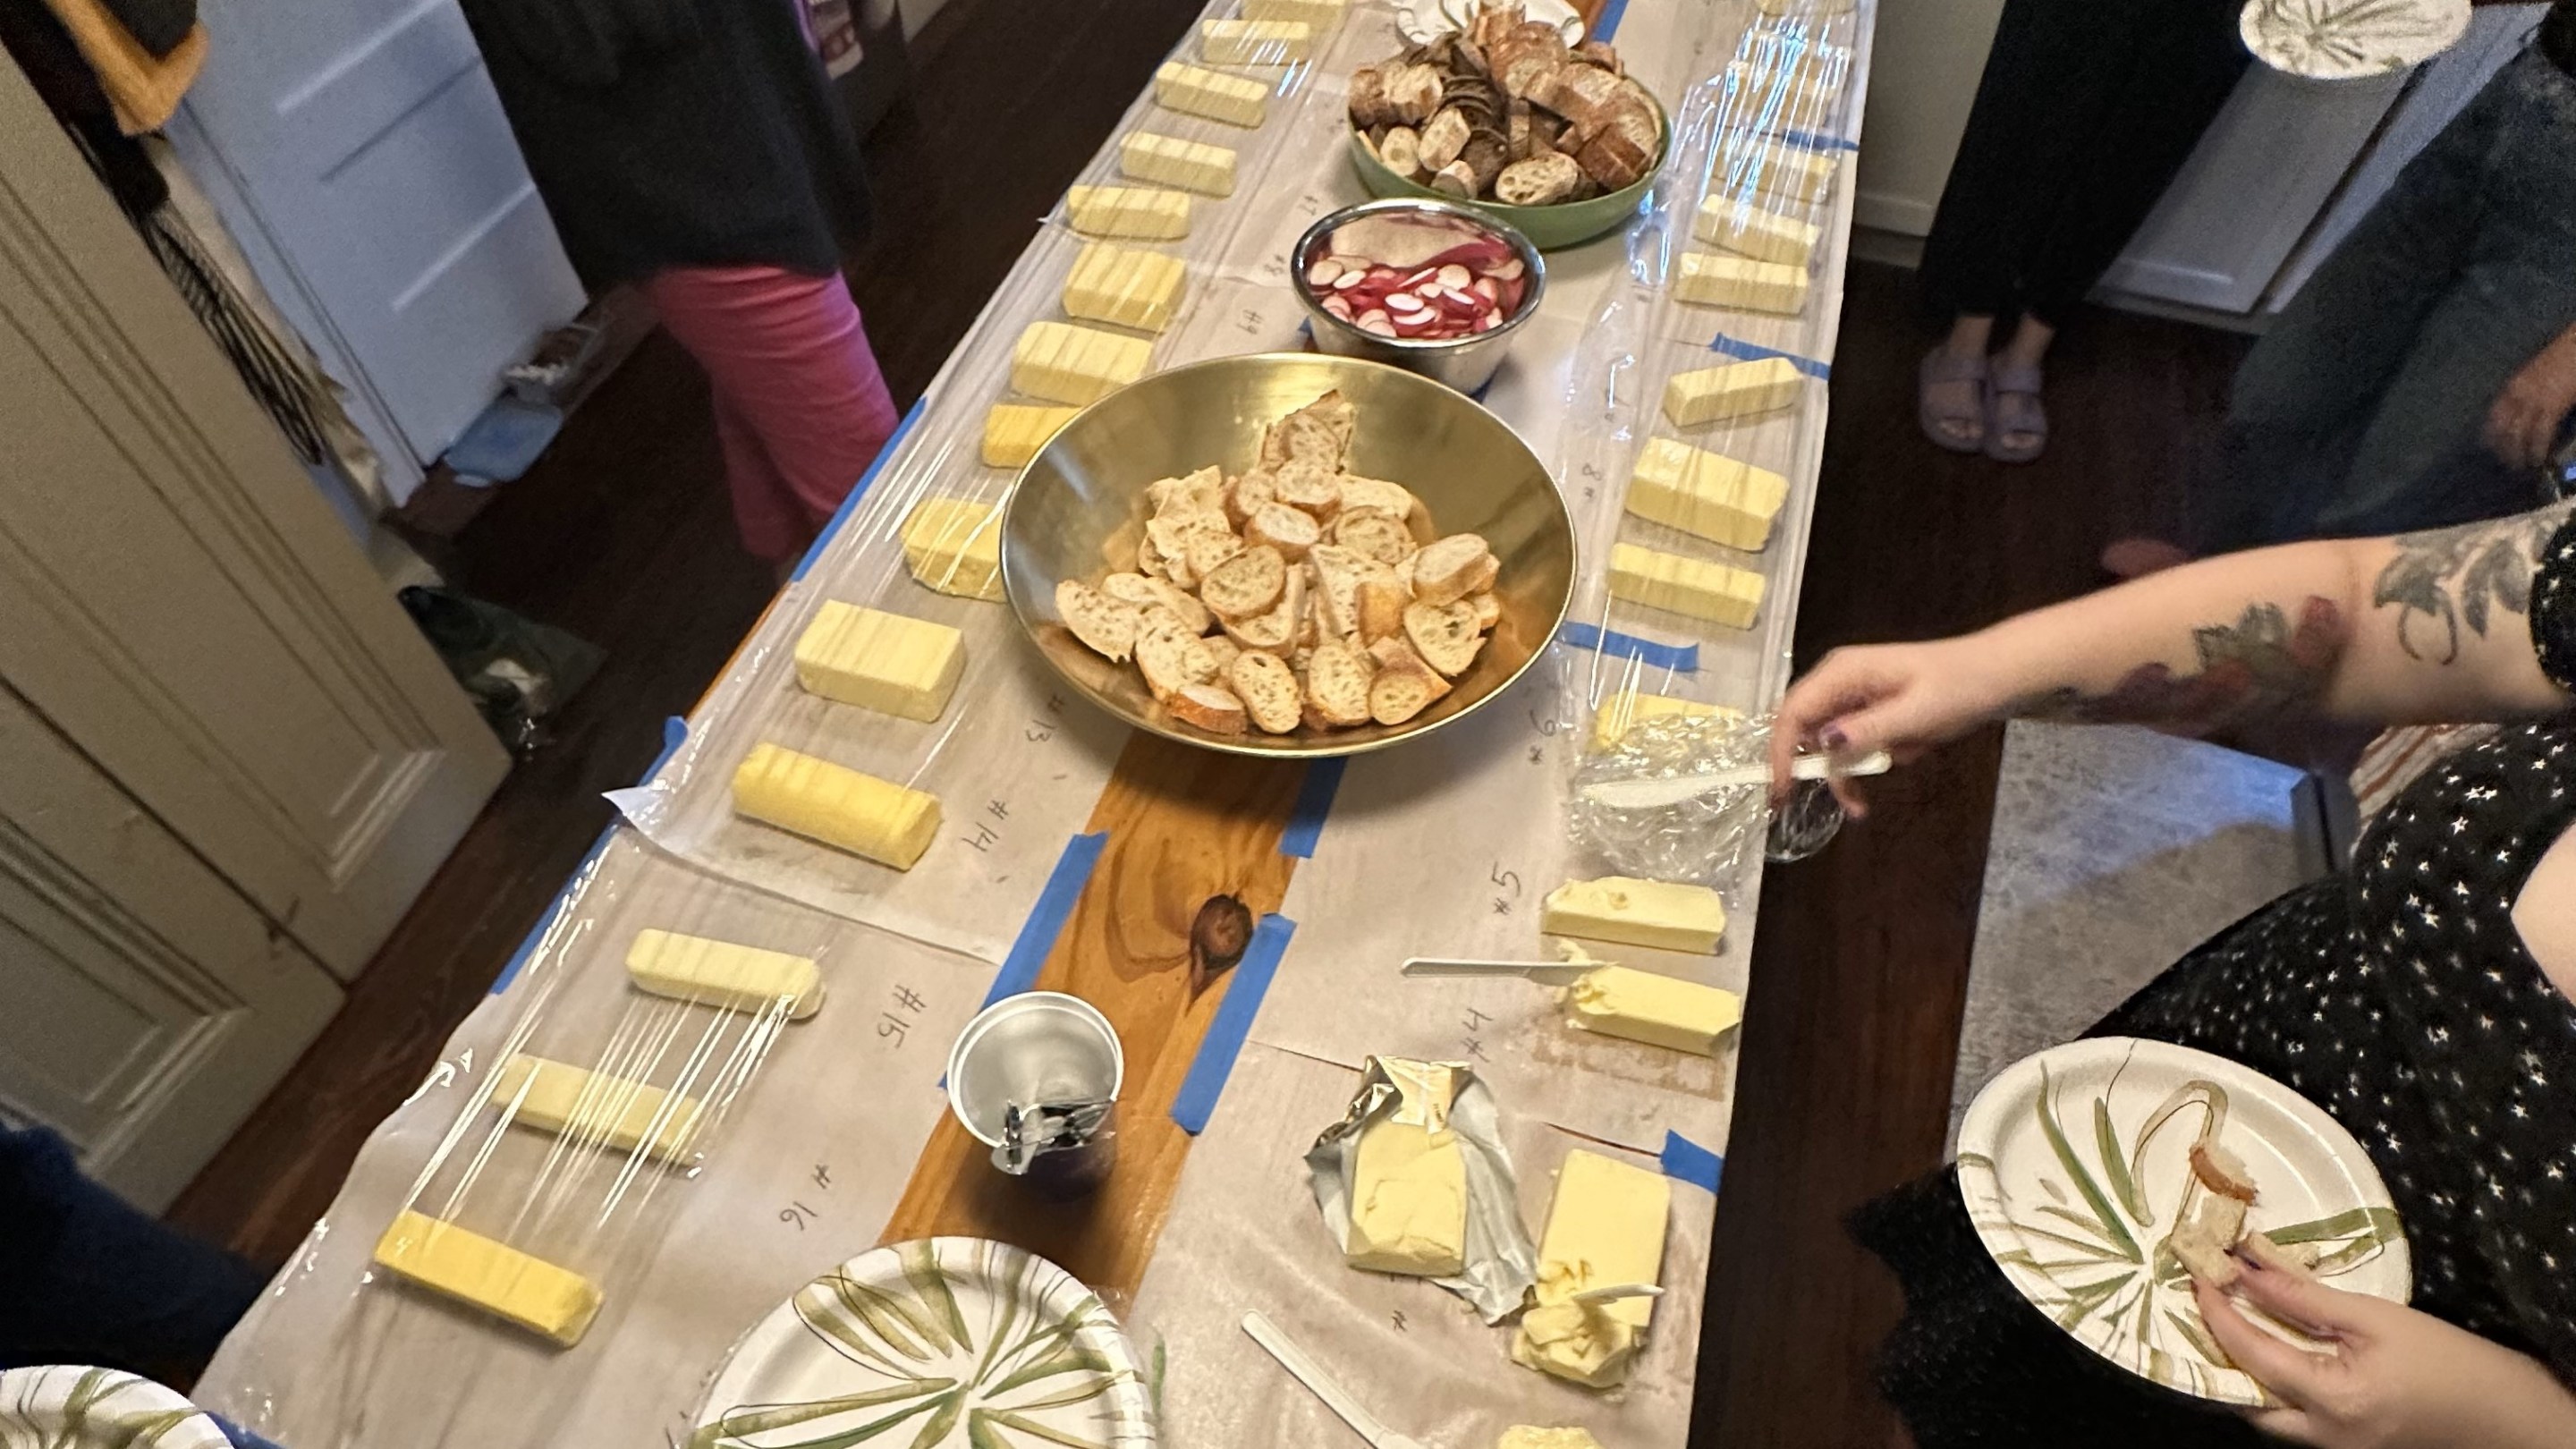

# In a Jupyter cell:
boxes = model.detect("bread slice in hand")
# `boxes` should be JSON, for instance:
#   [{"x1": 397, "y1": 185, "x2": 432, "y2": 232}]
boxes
[
  {"x1": 1404, "y1": 598, "x2": 1486, "y2": 676},
  {"x1": 1168, "y1": 681, "x2": 1248, "y2": 734},
  {"x1": 2190, "y1": 1140, "x2": 2260, "y2": 1204},
  {"x1": 1246, "y1": 502, "x2": 1321, "y2": 561},
  {"x1": 1303, "y1": 637, "x2": 1375, "y2": 727},
  {"x1": 1230, "y1": 650, "x2": 1303, "y2": 733},
  {"x1": 1056, "y1": 580, "x2": 1141, "y2": 661},
  {"x1": 1201, "y1": 544, "x2": 1288, "y2": 619},
  {"x1": 2240, "y1": 1231, "x2": 2323, "y2": 1280},
  {"x1": 1102, "y1": 571, "x2": 1212, "y2": 634},
  {"x1": 1411, "y1": 533, "x2": 1498, "y2": 606}
]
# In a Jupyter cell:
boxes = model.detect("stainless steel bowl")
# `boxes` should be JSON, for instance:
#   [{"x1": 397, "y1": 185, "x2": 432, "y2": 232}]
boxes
[
  {"x1": 1290, "y1": 199, "x2": 1546, "y2": 395},
  {"x1": 1000, "y1": 352, "x2": 1577, "y2": 758}
]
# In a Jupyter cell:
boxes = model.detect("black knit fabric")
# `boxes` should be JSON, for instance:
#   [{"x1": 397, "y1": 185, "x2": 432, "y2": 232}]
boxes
[{"x1": 460, "y1": 0, "x2": 873, "y2": 291}]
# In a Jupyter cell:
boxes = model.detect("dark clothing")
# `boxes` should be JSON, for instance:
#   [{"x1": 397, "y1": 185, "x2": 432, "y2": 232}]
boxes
[
  {"x1": 1856, "y1": 510, "x2": 2576, "y2": 1445},
  {"x1": 97, "y1": 0, "x2": 192, "y2": 57},
  {"x1": 1919, "y1": 0, "x2": 2250, "y2": 328},
  {"x1": 1, "y1": 1127, "x2": 266, "y2": 1375},
  {"x1": 2205, "y1": 46, "x2": 2576, "y2": 553},
  {"x1": 461, "y1": 0, "x2": 873, "y2": 291}
]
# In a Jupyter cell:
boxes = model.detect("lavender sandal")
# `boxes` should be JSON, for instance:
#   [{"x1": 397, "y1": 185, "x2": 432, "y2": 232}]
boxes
[
  {"x1": 1984, "y1": 360, "x2": 2047, "y2": 463},
  {"x1": 1918, "y1": 349, "x2": 1987, "y2": 453}
]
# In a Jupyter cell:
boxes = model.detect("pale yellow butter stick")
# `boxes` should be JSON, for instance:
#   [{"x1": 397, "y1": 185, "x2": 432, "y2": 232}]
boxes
[
  {"x1": 489, "y1": 1053, "x2": 707, "y2": 1161},
  {"x1": 792, "y1": 600, "x2": 964, "y2": 722},
  {"x1": 732, "y1": 741, "x2": 940, "y2": 870},
  {"x1": 1626, "y1": 437, "x2": 1789, "y2": 552},
  {"x1": 1567, "y1": 964, "x2": 1743, "y2": 1055},
  {"x1": 372, "y1": 1209, "x2": 602, "y2": 1347},
  {"x1": 627, "y1": 928, "x2": 824, "y2": 1019},
  {"x1": 1343, "y1": 1115, "x2": 1469, "y2": 1276}
]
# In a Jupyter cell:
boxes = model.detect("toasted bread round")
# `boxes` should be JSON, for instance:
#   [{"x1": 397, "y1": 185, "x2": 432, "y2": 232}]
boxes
[
  {"x1": 1357, "y1": 567, "x2": 1410, "y2": 644},
  {"x1": 1247, "y1": 503, "x2": 1321, "y2": 562},
  {"x1": 1303, "y1": 638, "x2": 1375, "y2": 727},
  {"x1": 2190, "y1": 1140, "x2": 2260, "y2": 1203},
  {"x1": 1200, "y1": 633, "x2": 1242, "y2": 675},
  {"x1": 1226, "y1": 470, "x2": 1278, "y2": 527},
  {"x1": 1135, "y1": 610, "x2": 1219, "y2": 701},
  {"x1": 1056, "y1": 580, "x2": 1141, "y2": 662},
  {"x1": 1230, "y1": 651, "x2": 1302, "y2": 734},
  {"x1": 1201, "y1": 544, "x2": 1288, "y2": 620},
  {"x1": 1148, "y1": 466, "x2": 1225, "y2": 519},
  {"x1": 1259, "y1": 391, "x2": 1354, "y2": 470},
  {"x1": 1307, "y1": 544, "x2": 1369, "y2": 640},
  {"x1": 1101, "y1": 571, "x2": 1212, "y2": 634},
  {"x1": 1468, "y1": 590, "x2": 1503, "y2": 631},
  {"x1": 1333, "y1": 510, "x2": 1414, "y2": 566},
  {"x1": 1404, "y1": 598, "x2": 1485, "y2": 677},
  {"x1": 1221, "y1": 567, "x2": 1303, "y2": 650},
  {"x1": 1168, "y1": 682, "x2": 1248, "y2": 734},
  {"x1": 1412, "y1": 534, "x2": 1497, "y2": 606},
  {"x1": 1273, "y1": 460, "x2": 1343, "y2": 520}
]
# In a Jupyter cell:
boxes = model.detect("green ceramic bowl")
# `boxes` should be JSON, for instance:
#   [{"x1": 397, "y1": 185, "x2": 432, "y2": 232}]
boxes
[{"x1": 1347, "y1": 101, "x2": 1668, "y2": 251}]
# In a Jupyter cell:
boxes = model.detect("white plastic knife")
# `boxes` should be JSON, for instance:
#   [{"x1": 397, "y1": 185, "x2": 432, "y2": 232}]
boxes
[
  {"x1": 1580, "y1": 749, "x2": 1892, "y2": 810},
  {"x1": 1242, "y1": 1311, "x2": 1429, "y2": 1449},
  {"x1": 1402, "y1": 957, "x2": 1591, "y2": 984}
]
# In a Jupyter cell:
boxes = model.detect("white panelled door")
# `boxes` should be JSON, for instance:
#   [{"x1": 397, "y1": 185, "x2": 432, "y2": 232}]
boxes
[
  {"x1": 176, "y1": 0, "x2": 585, "y2": 465},
  {"x1": 1, "y1": 57, "x2": 511, "y2": 1199}
]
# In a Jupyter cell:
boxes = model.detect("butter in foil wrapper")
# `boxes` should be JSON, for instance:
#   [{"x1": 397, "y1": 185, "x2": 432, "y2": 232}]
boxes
[{"x1": 1303, "y1": 1055, "x2": 1538, "y2": 1323}]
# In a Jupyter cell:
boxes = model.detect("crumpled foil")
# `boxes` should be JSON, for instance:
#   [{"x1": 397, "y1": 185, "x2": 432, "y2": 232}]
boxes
[
  {"x1": 1304, "y1": 1056, "x2": 1538, "y2": 1324},
  {"x1": 1566, "y1": 710, "x2": 1778, "y2": 886}
]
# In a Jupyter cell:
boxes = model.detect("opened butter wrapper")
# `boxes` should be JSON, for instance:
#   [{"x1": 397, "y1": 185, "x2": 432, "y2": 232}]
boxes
[{"x1": 1304, "y1": 1055, "x2": 1538, "y2": 1322}]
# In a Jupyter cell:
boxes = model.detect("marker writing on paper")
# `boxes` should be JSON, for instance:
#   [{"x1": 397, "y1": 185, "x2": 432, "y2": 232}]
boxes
[
  {"x1": 879, "y1": 985, "x2": 926, "y2": 1047},
  {"x1": 1490, "y1": 863, "x2": 1521, "y2": 916},
  {"x1": 1460, "y1": 1007, "x2": 1493, "y2": 1063},
  {"x1": 780, "y1": 1201, "x2": 817, "y2": 1230},
  {"x1": 1391, "y1": 1310, "x2": 1409, "y2": 1333},
  {"x1": 1026, "y1": 691, "x2": 1066, "y2": 742}
]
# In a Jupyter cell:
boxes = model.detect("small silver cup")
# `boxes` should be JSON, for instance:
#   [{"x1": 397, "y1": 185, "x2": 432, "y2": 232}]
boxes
[{"x1": 946, "y1": 992, "x2": 1124, "y2": 1199}]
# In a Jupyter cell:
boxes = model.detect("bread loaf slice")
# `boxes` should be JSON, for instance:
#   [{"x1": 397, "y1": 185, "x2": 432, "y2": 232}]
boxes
[
  {"x1": 1135, "y1": 608, "x2": 1220, "y2": 700},
  {"x1": 1169, "y1": 681, "x2": 1249, "y2": 734},
  {"x1": 1412, "y1": 534, "x2": 1498, "y2": 606},
  {"x1": 1357, "y1": 563, "x2": 1409, "y2": 643},
  {"x1": 1260, "y1": 391, "x2": 1355, "y2": 470},
  {"x1": 1226, "y1": 470, "x2": 1277, "y2": 526},
  {"x1": 1247, "y1": 502, "x2": 1321, "y2": 561},
  {"x1": 1273, "y1": 460, "x2": 1342, "y2": 519},
  {"x1": 1404, "y1": 598, "x2": 1485, "y2": 676},
  {"x1": 1366, "y1": 638, "x2": 1452, "y2": 724},
  {"x1": 1333, "y1": 510, "x2": 1413, "y2": 565},
  {"x1": 1201, "y1": 544, "x2": 1288, "y2": 619},
  {"x1": 1101, "y1": 571, "x2": 1212, "y2": 635},
  {"x1": 1230, "y1": 651, "x2": 1303, "y2": 733},
  {"x1": 1309, "y1": 544, "x2": 1369, "y2": 639},
  {"x1": 1057, "y1": 580, "x2": 1142, "y2": 662},
  {"x1": 1148, "y1": 466, "x2": 1225, "y2": 518},
  {"x1": 1221, "y1": 566, "x2": 1304, "y2": 651},
  {"x1": 1303, "y1": 637, "x2": 1375, "y2": 726}
]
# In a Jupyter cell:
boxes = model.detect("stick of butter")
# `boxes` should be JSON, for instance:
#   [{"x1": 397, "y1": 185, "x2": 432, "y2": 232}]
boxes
[
  {"x1": 1066, "y1": 184, "x2": 1192, "y2": 242},
  {"x1": 627, "y1": 928, "x2": 824, "y2": 1019},
  {"x1": 1344, "y1": 1115, "x2": 1470, "y2": 1276},
  {"x1": 372, "y1": 1209, "x2": 601, "y2": 1347},
  {"x1": 983, "y1": 403, "x2": 1080, "y2": 469},
  {"x1": 1154, "y1": 61, "x2": 1270, "y2": 128},
  {"x1": 1500, "y1": 1431, "x2": 1605, "y2": 1449},
  {"x1": 732, "y1": 742, "x2": 940, "y2": 870},
  {"x1": 1063, "y1": 241, "x2": 1187, "y2": 334},
  {"x1": 1568, "y1": 965, "x2": 1742, "y2": 1055},
  {"x1": 489, "y1": 1054, "x2": 706, "y2": 1162},
  {"x1": 1607, "y1": 542, "x2": 1765, "y2": 629},
  {"x1": 793, "y1": 600, "x2": 964, "y2": 722},
  {"x1": 899, "y1": 496, "x2": 1005, "y2": 599},
  {"x1": 1202, "y1": 17, "x2": 1310, "y2": 64},
  {"x1": 1718, "y1": 138, "x2": 1839, "y2": 207},
  {"x1": 1674, "y1": 252, "x2": 1809, "y2": 316},
  {"x1": 1510, "y1": 1150, "x2": 1670, "y2": 1386},
  {"x1": 1012, "y1": 320, "x2": 1152, "y2": 405},
  {"x1": 1661, "y1": 356, "x2": 1803, "y2": 427},
  {"x1": 1627, "y1": 437, "x2": 1789, "y2": 552},
  {"x1": 1692, "y1": 196, "x2": 1819, "y2": 267},
  {"x1": 1243, "y1": 0, "x2": 1345, "y2": 30},
  {"x1": 1592, "y1": 689, "x2": 1737, "y2": 751},
  {"x1": 1543, "y1": 876, "x2": 1726, "y2": 954},
  {"x1": 1119, "y1": 131, "x2": 1237, "y2": 197}
]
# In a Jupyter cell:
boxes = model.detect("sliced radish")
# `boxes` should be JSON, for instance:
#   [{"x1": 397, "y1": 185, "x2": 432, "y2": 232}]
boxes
[
  {"x1": 1474, "y1": 312, "x2": 1498, "y2": 332},
  {"x1": 1322, "y1": 294, "x2": 1354, "y2": 320},
  {"x1": 1358, "y1": 309, "x2": 1394, "y2": 335},
  {"x1": 1385, "y1": 292, "x2": 1427, "y2": 314},
  {"x1": 1307, "y1": 258, "x2": 1344, "y2": 287},
  {"x1": 1333, "y1": 271, "x2": 1368, "y2": 292},
  {"x1": 1472, "y1": 277, "x2": 1500, "y2": 301},
  {"x1": 1490, "y1": 257, "x2": 1525, "y2": 281},
  {"x1": 1436, "y1": 264, "x2": 1471, "y2": 291}
]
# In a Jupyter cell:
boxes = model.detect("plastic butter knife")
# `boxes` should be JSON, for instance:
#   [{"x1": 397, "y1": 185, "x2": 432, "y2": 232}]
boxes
[
  {"x1": 1402, "y1": 957, "x2": 1590, "y2": 985},
  {"x1": 1579, "y1": 749, "x2": 1893, "y2": 810},
  {"x1": 1572, "y1": 1282, "x2": 1666, "y2": 1305},
  {"x1": 1242, "y1": 1311, "x2": 1430, "y2": 1449}
]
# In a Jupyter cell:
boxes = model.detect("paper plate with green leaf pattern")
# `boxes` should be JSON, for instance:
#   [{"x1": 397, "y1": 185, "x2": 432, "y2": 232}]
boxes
[
  {"x1": 0, "y1": 1367, "x2": 231, "y2": 1449},
  {"x1": 689, "y1": 1238, "x2": 1157, "y2": 1449},
  {"x1": 1958, "y1": 1038, "x2": 2411, "y2": 1405}
]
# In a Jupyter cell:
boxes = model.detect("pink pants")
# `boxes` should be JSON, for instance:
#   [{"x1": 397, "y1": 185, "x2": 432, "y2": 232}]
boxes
[{"x1": 643, "y1": 265, "x2": 901, "y2": 564}]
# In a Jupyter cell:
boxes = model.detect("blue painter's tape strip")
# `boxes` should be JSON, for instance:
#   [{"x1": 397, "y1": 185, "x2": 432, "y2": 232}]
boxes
[
  {"x1": 1707, "y1": 332, "x2": 1831, "y2": 380},
  {"x1": 636, "y1": 716, "x2": 689, "y2": 786},
  {"x1": 1560, "y1": 621, "x2": 1701, "y2": 674},
  {"x1": 1776, "y1": 126, "x2": 1861, "y2": 154},
  {"x1": 1278, "y1": 758, "x2": 1347, "y2": 859},
  {"x1": 1592, "y1": 0, "x2": 1632, "y2": 42},
  {"x1": 791, "y1": 395, "x2": 928, "y2": 584},
  {"x1": 490, "y1": 825, "x2": 619, "y2": 995},
  {"x1": 1661, "y1": 1130, "x2": 1724, "y2": 1193},
  {"x1": 1170, "y1": 913, "x2": 1297, "y2": 1134},
  {"x1": 978, "y1": 832, "x2": 1110, "y2": 1010}
]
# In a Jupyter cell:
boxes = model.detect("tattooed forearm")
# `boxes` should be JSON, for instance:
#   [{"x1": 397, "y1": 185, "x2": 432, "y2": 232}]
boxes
[
  {"x1": 2017, "y1": 597, "x2": 2349, "y2": 734},
  {"x1": 2374, "y1": 502, "x2": 2576, "y2": 664}
]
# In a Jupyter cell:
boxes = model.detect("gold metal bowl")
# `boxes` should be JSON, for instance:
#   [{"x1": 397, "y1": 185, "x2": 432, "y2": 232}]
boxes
[{"x1": 999, "y1": 352, "x2": 1577, "y2": 758}]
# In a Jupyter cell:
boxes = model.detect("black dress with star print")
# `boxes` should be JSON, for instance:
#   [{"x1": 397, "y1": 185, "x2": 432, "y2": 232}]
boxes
[{"x1": 1847, "y1": 512, "x2": 2576, "y2": 1449}]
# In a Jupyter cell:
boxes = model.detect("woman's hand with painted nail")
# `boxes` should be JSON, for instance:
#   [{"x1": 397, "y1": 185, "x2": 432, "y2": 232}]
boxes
[{"x1": 1769, "y1": 638, "x2": 2013, "y2": 815}]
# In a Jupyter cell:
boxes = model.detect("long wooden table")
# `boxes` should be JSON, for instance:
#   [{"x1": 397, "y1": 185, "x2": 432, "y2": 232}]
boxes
[{"x1": 198, "y1": 2, "x2": 1877, "y2": 1444}]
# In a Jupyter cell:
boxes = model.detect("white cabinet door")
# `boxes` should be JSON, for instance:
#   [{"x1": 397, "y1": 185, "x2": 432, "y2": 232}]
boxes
[
  {"x1": 0, "y1": 685, "x2": 342, "y2": 1212},
  {"x1": 174, "y1": 0, "x2": 586, "y2": 467},
  {"x1": 0, "y1": 62, "x2": 512, "y2": 979}
]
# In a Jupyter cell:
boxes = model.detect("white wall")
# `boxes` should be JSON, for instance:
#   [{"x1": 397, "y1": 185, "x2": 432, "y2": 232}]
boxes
[{"x1": 1854, "y1": 0, "x2": 2006, "y2": 236}]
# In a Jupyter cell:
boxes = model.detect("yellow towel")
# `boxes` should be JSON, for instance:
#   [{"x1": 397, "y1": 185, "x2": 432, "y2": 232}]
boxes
[{"x1": 39, "y1": 0, "x2": 208, "y2": 135}]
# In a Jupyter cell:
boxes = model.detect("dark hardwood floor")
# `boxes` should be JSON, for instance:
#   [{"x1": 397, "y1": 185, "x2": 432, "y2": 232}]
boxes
[{"x1": 165, "y1": 3, "x2": 2255, "y2": 1442}]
